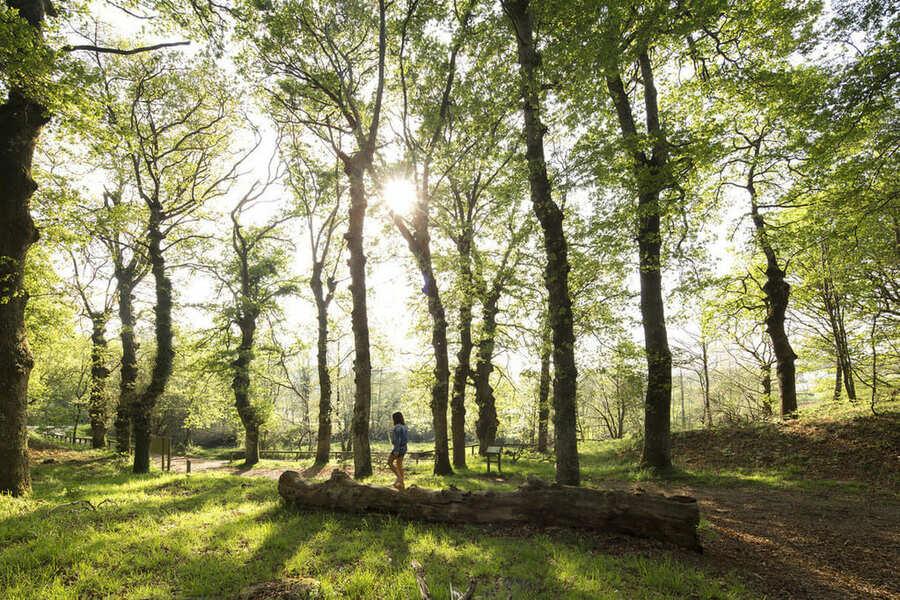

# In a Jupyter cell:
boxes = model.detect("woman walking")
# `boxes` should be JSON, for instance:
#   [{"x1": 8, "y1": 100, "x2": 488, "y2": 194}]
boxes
[{"x1": 388, "y1": 412, "x2": 408, "y2": 490}]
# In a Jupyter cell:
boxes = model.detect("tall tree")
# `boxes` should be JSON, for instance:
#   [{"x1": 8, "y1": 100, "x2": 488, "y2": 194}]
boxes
[
  {"x1": 100, "y1": 185, "x2": 148, "y2": 454},
  {"x1": 244, "y1": 0, "x2": 388, "y2": 478},
  {"x1": 284, "y1": 147, "x2": 344, "y2": 466},
  {"x1": 441, "y1": 121, "x2": 518, "y2": 467},
  {"x1": 470, "y1": 214, "x2": 530, "y2": 453},
  {"x1": 0, "y1": 0, "x2": 50, "y2": 496},
  {"x1": 217, "y1": 180, "x2": 297, "y2": 466},
  {"x1": 114, "y1": 54, "x2": 240, "y2": 472},
  {"x1": 68, "y1": 247, "x2": 116, "y2": 448},
  {"x1": 391, "y1": 0, "x2": 478, "y2": 475},
  {"x1": 502, "y1": 0, "x2": 581, "y2": 486}
]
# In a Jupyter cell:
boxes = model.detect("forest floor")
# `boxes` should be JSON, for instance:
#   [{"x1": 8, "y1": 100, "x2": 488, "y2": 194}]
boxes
[{"x1": 2, "y1": 404, "x2": 897, "y2": 599}]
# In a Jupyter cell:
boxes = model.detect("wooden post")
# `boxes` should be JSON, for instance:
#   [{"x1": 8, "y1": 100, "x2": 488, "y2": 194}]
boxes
[{"x1": 186, "y1": 459, "x2": 191, "y2": 474}]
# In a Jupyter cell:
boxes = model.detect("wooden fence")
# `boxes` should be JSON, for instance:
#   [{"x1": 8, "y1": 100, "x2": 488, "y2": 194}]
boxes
[
  {"x1": 43, "y1": 431, "x2": 94, "y2": 447},
  {"x1": 256, "y1": 443, "x2": 481, "y2": 465}
]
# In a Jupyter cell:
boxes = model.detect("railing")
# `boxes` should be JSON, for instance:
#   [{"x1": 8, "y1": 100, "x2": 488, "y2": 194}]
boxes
[
  {"x1": 42, "y1": 431, "x2": 94, "y2": 446},
  {"x1": 256, "y1": 443, "x2": 482, "y2": 464}
]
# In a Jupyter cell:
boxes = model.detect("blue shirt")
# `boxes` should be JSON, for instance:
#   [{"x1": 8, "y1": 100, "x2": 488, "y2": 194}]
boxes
[{"x1": 391, "y1": 424, "x2": 408, "y2": 455}]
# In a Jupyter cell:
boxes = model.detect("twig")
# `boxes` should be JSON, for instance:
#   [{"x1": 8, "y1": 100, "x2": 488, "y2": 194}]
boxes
[{"x1": 411, "y1": 560, "x2": 432, "y2": 600}]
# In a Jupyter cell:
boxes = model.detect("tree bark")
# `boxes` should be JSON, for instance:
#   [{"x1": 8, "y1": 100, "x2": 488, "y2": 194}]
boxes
[
  {"x1": 761, "y1": 362, "x2": 773, "y2": 417},
  {"x1": 0, "y1": 84, "x2": 46, "y2": 495},
  {"x1": 424, "y1": 268, "x2": 452, "y2": 475},
  {"x1": 822, "y1": 276, "x2": 856, "y2": 402},
  {"x1": 473, "y1": 293, "x2": 500, "y2": 455},
  {"x1": 536, "y1": 331, "x2": 551, "y2": 453},
  {"x1": 605, "y1": 52, "x2": 673, "y2": 470},
  {"x1": 88, "y1": 314, "x2": 111, "y2": 448},
  {"x1": 700, "y1": 340, "x2": 712, "y2": 426},
  {"x1": 311, "y1": 261, "x2": 334, "y2": 465},
  {"x1": 748, "y1": 180, "x2": 797, "y2": 417},
  {"x1": 395, "y1": 211, "x2": 453, "y2": 475},
  {"x1": 113, "y1": 267, "x2": 138, "y2": 453},
  {"x1": 450, "y1": 235, "x2": 473, "y2": 469},
  {"x1": 504, "y1": 0, "x2": 580, "y2": 486},
  {"x1": 233, "y1": 317, "x2": 260, "y2": 466},
  {"x1": 344, "y1": 161, "x2": 373, "y2": 478},
  {"x1": 132, "y1": 207, "x2": 175, "y2": 473},
  {"x1": 279, "y1": 470, "x2": 701, "y2": 550}
]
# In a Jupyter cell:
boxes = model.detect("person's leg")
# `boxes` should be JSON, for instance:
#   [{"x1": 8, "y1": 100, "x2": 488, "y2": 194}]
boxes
[
  {"x1": 396, "y1": 454, "x2": 405, "y2": 490},
  {"x1": 387, "y1": 453, "x2": 400, "y2": 483}
]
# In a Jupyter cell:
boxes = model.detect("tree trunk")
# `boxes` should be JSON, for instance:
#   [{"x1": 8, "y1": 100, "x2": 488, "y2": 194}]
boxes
[
  {"x1": 450, "y1": 237, "x2": 473, "y2": 469},
  {"x1": 244, "y1": 421, "x2": 260, "y2": 466},
  {"x1": 344, "y1": 161, "x2": 373, "y2": 478},
  {"x1": 425, "y1": 274, "x2": 452, "y2": 475},
  {"x1": 72, "y1": 403, "x2": 82, "y2": 444},
  {"x1": 700, "y1": 340, "x2": 712, "y2": 426},
  {"x1": 536, "y1": 336, "x2": 551, "y2": 453},
  {"x1": 279, "y1": 470, "x2": 701, "y2": 550},
  {"x1": 133, "y1": 208, "x2": 175, "y2": 473},
  {"x1": 311, "y1": 265, "x2": 334, "y2": 466},
  {"x1": 836, "y1": 301, "x2": 856, "y2": 401},
  {"x1": 88, "y1": 314, "x2": 111, "y2": 448},
  {"x1": 749, "y1": 185, "x2": 797, "y2": 417},
  {"x1": 233, "y1": 319, "x2": 259, "y2": 466},
  {"x1": 833, "y1": 358, "x2": 843, "y2": 403},
  {"x1": 606, "y1": 51, "x2": 673, "y2": 471},
  {"x1": 114, "y1": 269, "x2": 137, "y2": 453},
  {"x1": 397, "y1": 219, "x2": 453, "y2": 475},
  {"x1": 473, "y1": 296, "x2": 500, "y2": 455},
  {"x1": 761, "y1": 362, "x2": 773, "y2": 417},
  {"x1": 0, "y1": 85, "x2": 46, "y2": 496},
  {"x1": 504, "y1": 0, "x2": 580, "y2": 486}
]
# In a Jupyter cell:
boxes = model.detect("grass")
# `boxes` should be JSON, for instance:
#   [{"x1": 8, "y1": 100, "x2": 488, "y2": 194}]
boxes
[
  {"x1": 0, "y1": 448, "x2": 753, "y2": 600},
  {"x1": 6, "y1": 403, "x2": 893, "y2": 599}
]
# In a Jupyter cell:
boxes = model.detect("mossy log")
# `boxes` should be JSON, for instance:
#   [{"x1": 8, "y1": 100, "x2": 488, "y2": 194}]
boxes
[{"x1": 278, "y1": 470, "x2": 701, "y2": 550}]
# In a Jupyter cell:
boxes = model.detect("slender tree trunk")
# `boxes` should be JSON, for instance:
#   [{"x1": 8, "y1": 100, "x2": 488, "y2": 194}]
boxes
[
  {"x1": 761, "y1": 362, "x2": 773, "y2": 417},
  {"x1": 397, "y1": 221, "x2": 453, "y2": 475},
  {"x1": 536, "y1": 333, "x2": 551, "y2": 453},
  {"x1": 504, "y1": 0, "x2": 580, "y2": 486},
  {"x1": 72, "y1": 404, "x2": 81, "y2": 444},
  {"x1": 344, "y1": 161, "x2": 372, "y2": 478},
  {"x1": 133, "y1": 208, "x2": 175, "y2": 473},
  {"x1": 606, "y1": 51, "x2": 673, "y2": 470},
  {"x1": 311, "y1": 265, "x2": 333, "y2": 465},
  {"x1": 232, "y1": 319, "x2": 259, "y2": 466},
  {"x1": 833, "y1": 359, "x2": 843, "y2": 402},
  {"x1": 700, "y1": 340, "x2": 712, "y2": 426},
  {"x1": 0, "y1": 84, "x2": 46, "y2": 495},
  {"x1": 833, "y1": 294, "x2": 856, "y2": 401},
  {"x1": 450, "y1": 236, "x2": 473, "y2": 468},
  {"x1": 88, "y1": 315, "x2": 111, "y2": 448},
  {"x1": 425, "y1": 271, "x2": 452, "y2": 475},
  {"x1": 450, "y1": 299, "x2": 472, "y2": 467},
  {"x1": 114, "y1": 269, "x2": 137, "y2": 453},
  {"x1": 749, "y1": 185, "x2": 797, "y2": 417},
  {"x1": 473, "y1": 297, "x2": 500, "y2": 455}
]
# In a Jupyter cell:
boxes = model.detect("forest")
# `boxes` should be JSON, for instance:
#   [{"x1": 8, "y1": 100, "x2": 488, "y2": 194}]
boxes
[{"x1": 0, "y1": 0, "x2": 897, "y2": 598}]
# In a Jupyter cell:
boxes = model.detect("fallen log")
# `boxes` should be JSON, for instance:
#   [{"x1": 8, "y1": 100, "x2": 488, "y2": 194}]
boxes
[{"x1": 278, "y1": 470, "x2": 701, "y2": 550}]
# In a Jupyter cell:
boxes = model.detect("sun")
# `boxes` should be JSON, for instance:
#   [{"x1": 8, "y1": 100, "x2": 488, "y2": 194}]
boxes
[{"x1": 383, "y1": 177, "x2": 418, "y2": 216}]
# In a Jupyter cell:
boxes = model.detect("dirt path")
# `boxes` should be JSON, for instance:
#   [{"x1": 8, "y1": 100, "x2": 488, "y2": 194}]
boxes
[{"x1": 599, "y1": 479, "x2": 900, "y2": 600}]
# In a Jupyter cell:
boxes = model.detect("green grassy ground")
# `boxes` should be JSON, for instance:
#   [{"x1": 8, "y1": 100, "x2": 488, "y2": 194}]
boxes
[
  {"x1": 5, "y1": 402, "x2": 894, "y2": 599},
  {"x1": 0, "y1": 447, "x2": 752, "y2": 600}
]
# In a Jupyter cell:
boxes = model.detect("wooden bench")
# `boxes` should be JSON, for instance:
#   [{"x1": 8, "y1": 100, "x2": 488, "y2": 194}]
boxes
[{"x1": 485, "y1": 446, "x2": 502, "y2": 473}]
